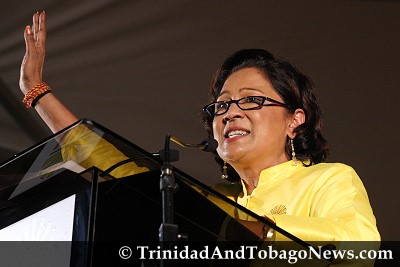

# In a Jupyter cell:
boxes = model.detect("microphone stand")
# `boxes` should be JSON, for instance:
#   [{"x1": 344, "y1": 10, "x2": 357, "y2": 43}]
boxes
[
  {"x1": 157, "y1": 135, "x2": 215, "y2": 266},
  {"x1": 159, "y1": 134, "x2": 180, "y2": 267}
]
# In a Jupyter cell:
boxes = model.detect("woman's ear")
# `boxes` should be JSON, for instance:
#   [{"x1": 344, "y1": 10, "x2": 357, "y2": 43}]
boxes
[{"x1": 287, "y1": 109, "x2": 305, "y2": 138}]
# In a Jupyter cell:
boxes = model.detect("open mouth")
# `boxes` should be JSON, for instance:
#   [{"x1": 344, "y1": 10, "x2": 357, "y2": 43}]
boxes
[{"x1": 225, "y1": 130, "x2": 250, "y2": 139}]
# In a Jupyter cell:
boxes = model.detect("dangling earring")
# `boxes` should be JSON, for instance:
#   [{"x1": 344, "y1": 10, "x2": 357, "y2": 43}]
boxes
[
  {"x1": 221, "y1": 162, "x2": 228, "y2": 179},
  {"x1": 290, "y1": 138, "x2": 297, "y2": 166}
]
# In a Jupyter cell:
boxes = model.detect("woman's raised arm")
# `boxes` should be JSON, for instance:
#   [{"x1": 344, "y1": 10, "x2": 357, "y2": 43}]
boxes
[{"x1": 20, "y1": 11, "x2": 78, "y2": 133}]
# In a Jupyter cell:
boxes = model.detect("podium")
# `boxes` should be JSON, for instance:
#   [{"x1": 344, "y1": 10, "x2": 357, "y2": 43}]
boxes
[{"x1": 0, "y1": 119, "x2": 330, "y2": 266}]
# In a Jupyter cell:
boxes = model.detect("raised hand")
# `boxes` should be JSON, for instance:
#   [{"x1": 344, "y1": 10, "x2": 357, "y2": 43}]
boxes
[
  {"x1": 19, "y1": 11, "x2": 78, "y2": 133},
  {"x1": 20, "y1": 11, "x2": 46, "y2": 94}
]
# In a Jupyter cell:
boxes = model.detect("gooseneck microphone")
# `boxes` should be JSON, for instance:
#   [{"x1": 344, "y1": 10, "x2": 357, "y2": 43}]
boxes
[
  {"x1": 170, "y1": 136, "x2": 218, "y2": 152},
  {"x1": 100, "y1": 137, "x2": 218, "y2": 177}
]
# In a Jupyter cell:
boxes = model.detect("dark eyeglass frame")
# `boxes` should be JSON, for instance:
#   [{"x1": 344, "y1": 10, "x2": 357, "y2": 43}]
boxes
[{"x1": 203, "y1": 95, "x2": 291, "y2": 117}]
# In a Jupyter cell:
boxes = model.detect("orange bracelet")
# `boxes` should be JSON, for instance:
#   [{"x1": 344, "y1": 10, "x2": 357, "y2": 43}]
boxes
[{"x1": 22, "y1": 82, "x2": 51, "y2": 108}]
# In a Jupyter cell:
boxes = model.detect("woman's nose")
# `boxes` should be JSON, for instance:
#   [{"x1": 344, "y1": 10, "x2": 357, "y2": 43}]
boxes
[{"x1": 223, "y1": 102, "x2": 245, "y2": 123}]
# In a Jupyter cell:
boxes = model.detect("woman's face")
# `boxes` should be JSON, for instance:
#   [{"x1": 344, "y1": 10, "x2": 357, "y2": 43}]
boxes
[{"x1": 212, "y1": 67, "x2": 292, "y2": 168}]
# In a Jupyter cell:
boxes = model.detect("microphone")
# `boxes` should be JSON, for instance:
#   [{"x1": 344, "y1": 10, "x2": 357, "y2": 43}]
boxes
[
  {"x1": 100, "y1": 137, "x2": 217, "y2": 177},
  {"x1": 170, "y1": 136, "x2": 218, "y2": 152},
  {"x1": 197, "y1": 138, "x2": 218, "y2": 152}
]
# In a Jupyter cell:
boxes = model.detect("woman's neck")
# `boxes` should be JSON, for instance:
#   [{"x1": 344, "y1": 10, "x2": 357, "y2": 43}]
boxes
[{"x1": 232, "y1": 156, "x2": 289, "y2": 195}]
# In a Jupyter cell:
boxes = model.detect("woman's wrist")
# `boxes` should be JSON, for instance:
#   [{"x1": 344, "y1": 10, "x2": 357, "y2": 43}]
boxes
[{"x1": 22, "y1": 82, "x2": 52, "y2": 108}]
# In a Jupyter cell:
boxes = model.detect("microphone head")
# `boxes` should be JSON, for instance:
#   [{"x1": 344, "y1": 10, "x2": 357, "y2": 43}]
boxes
[{"x1": 200, "y1": 139, "x2": 218, "y2": 152}]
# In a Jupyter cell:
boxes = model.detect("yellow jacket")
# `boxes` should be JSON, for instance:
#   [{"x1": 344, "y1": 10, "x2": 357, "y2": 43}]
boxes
[{"x1": 213, "y1": 160, "x2": 380, "y2": 242}]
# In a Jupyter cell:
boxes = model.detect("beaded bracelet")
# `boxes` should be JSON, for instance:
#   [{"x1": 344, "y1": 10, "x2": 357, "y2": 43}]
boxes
[{"x1": 22, "y1": 82, "x2": 51, "y2": 108}]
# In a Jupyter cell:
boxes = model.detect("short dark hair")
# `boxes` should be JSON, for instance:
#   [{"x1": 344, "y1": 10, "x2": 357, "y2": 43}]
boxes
[{"x1": 202, "y1": 49, "x2": 329, "y2": 172}]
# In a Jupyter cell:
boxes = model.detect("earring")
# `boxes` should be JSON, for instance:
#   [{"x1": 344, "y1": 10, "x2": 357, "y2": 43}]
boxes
[
  {"x1": 290, "y1": 138, "x2": 297, "y2": 166},
  {"x1": 221, "y1": 162, "x2": 228, "y2": 179}
]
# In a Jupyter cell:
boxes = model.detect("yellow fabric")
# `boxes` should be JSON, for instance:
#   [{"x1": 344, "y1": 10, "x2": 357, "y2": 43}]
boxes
[
  {"x1": 61, "y1": 124, "x2": 149, "y2": 178},
  {"x1": 214, "y1": 160, "x2": 380, "y2": 242}
]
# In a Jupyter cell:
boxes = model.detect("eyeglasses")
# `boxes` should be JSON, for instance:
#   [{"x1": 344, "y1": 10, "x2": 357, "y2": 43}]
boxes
[{"x1": 203, "y1": 95, "x2": 291, "y2": 117}]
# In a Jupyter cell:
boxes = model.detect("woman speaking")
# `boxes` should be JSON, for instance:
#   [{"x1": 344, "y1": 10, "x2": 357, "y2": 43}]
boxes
[{"x1": 19, "y1": 12, "x2": 379, "y2": 245}]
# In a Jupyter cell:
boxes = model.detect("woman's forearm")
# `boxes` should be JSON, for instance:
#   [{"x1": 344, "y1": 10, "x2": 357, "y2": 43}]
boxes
[{"x1": 34, "y1": 92, "x2": 78, "y2": 133}]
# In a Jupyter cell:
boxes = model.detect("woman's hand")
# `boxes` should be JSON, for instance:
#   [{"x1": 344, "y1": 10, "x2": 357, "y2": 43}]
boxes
[
  {"x1": 20, "y1": 11, "x2": 46, "y2": 94},
  {"x1": 18, "y1": 11, "x2": 78, "y2": 133}
]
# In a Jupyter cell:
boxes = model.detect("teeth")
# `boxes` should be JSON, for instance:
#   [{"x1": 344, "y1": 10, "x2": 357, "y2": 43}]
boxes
[{"x1": 227, "y1": 130, "x2": 248, "y2": 138}]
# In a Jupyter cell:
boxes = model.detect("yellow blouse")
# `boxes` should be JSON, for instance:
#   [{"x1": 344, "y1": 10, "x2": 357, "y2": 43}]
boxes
[{"x1": 214, "y1": 160, "x2": 380, "y2": 242}]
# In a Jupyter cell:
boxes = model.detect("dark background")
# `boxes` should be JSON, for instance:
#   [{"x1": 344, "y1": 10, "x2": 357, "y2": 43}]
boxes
[{"x1": 0, "y1": 0, "x2": 398, "y2": 241}]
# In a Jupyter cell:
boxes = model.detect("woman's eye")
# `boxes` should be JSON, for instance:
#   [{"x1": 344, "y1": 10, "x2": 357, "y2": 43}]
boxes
[
  {"x1": 246, "y1": 97, "x2": 262, "y2": 104},
  {"x1": 215, "y1": 102, "x2": 227, "y2": 109}
]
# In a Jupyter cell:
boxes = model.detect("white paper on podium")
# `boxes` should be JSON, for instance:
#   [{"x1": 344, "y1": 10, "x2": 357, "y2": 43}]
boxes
[
  {"x1": 0, "y1": 195, "x2": 76, "y2": 266},
  {"x1": 0, "y1": 194, "x2": 76, "y2": 241}
]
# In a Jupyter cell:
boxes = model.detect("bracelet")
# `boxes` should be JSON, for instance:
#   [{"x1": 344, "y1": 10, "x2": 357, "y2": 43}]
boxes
[
  {"x1": 22, "y1": 82, "x2": 51, "y2": 108},
  {"x1": 31, "y1": 90, "x2": 51, "y2": 107}
]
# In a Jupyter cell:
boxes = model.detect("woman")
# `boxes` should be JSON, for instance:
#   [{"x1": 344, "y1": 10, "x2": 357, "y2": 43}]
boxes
[
  {"x1": 20, "y1": 12, "x2": 379, "y2": 243},
  {"x1": 202, "y1": 49, "x2": 380, "y2": 243}
]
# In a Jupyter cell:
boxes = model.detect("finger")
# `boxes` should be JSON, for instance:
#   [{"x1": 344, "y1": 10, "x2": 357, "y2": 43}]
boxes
[
  {"x1": 24, "y1": 25, "x2": 36, "y2": 55},
  {"x1": 23, "y1": 25, "x2": 38, "y2": 76},
  {"x1": 37, "y1": 11, "x2": 47, "y2": 76},
  {"x1": 37, "y1": 11, "x2": 47, "y2": 51},
  {"x1": 33, "y1": 11, "x2": 39, "y2": 41}
]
